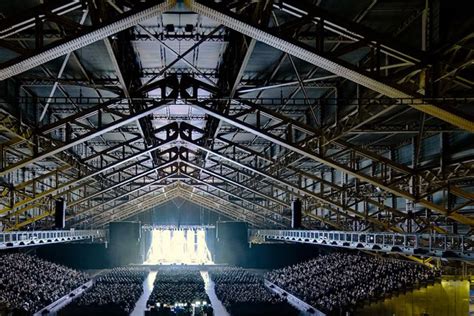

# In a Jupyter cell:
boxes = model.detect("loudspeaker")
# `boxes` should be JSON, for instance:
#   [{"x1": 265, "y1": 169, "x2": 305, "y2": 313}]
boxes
[
  {"x1": 291, "y1": 199, "x2": 302, "y2": 229},
  {"x1": 55, "y1": 199, "x2": 66, "y2": 229}
]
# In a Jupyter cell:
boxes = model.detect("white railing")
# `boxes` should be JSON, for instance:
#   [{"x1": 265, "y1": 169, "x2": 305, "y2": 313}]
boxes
[
  {"x1": 252, "y1": 229, "x2": 474, "y2": 260},
  {"x1": 0, "y1": 229, "x2": 106, "y2": 249}
]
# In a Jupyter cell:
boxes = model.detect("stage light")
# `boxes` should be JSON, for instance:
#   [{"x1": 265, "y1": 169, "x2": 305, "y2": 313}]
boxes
[{"x1": 145, "y1": 228, "x2": 213, "y2": 264}]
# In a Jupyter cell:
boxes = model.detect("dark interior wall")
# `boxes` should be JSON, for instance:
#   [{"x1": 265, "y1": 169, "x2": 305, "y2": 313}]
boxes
[
  {"x1": 215, "y1": 221, "x2": 249, "y2": 266},
  {"x1": 109, "y1": 221, "x2": 142, "y2": 266},
  {"x1": 125, "y1": 200, "x2": 231, "y2": 225},
  {"x1": 26, "y1": 239, "x2": 325, "y2": 270},
  {"x1": 34, "y1": 242, "x2": 110, "y2": 269}
]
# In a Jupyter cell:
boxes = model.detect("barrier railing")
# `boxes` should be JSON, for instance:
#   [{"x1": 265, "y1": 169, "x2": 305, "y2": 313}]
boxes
[{"x1": 252, "y1": 229, "x2": 473, "y2": 260}]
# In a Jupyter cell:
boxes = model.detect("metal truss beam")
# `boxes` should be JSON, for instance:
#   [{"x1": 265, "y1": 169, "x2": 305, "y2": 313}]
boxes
[
  {"x1": 186, "y1": 0, "x2": 474, "y2": 132},
  {"x1": 91, "y1": 185, "x2": 179, "y2": 227},
  {"x1": 0, "y1": 123, "x2": 178, "y2": 218},
  {"x1": 0, "y1": 122, "x2": 179, "y2": 230},
  {"x1": 176, "y1": 184, "x2": 268, "y2": 227},
  {"x1": 80, "y1": 158, "x2": 288, "y2": 227},
  {"x1": 0, "y1": 0, "x2": 176, "y2": 80},
  {"x1": 0, "y1": 78, "x2": 177, "y2": 176},
  {"x1": 92, "y1": 182, "x2": 267, "y2": 228},
  {"x1": 273, "y1": 0, "x2": 424, "y2": 64},
  {"x1": 184, "y1": 98, "x2": 474, "y2": 227},
  {"x1": 66, "y1": 164, "x2": 178, "y2": 223},
  {"x1": 179, "y1": 172, "x2": 289, "y2": 227},
  {"x1": 73, "y1": 176, "x2": 177, "y2": 227},
  {"x1": 180, "y1": 123, "x2": 411, "y2": 232}
]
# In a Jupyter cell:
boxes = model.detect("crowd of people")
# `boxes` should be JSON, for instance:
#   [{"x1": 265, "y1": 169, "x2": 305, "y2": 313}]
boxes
[
  {"x1": 209, "y1": 267, "x2": 298, "y2": 316},
  {"x1": 265, "y1": 252, "x2": 441, "y2": 314},
  {"x1": 0, "y1": 253, "x2": 89, "y2": 314},
  {"x1": 60, "y1": 267, "x2": 148, "y2": 316},
  {"x1": 147, "y1": 267, "x2": 210, "y2": 312}
]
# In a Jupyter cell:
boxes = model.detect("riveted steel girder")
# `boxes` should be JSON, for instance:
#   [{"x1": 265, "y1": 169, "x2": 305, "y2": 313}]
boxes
[
  {"x1": 185, "y1": 99, "x2": 474, "y2": 226},
  {"x1": 0, "y1": 0, "x2": 176, "y2": 80},
  {"x1": 186, "y1": 0, "x2": 474, "y2": 132},
  {"x1": 93, "y1": 183, "x2": 265, "y2": 228},
  {"x1": 0, "y1": 99, "x2": 175, "y2": 176},
  {"x1": 179, "y1": 123, "x2": 408, "y2": 232},
  {"x1": 0, "y1": 123, "x2": 179, "y2": 218}
]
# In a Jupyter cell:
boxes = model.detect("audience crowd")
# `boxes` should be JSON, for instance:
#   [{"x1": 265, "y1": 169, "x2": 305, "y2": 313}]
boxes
[
  {"x1": 0, "y1": 253, "x2": 89, "y2": 314},
  {"x1": 60, "y1": 267, "x2": 148, "y2": 316},
  {"x1": 147, "y1": 267, "x2": 209, "y2": 308},
  {"x1": 209, "y1": 267, "x2": 297, "y2": 316},
  {"x1": 266, "y1": 252, "x2": 441, "y2": 314}
]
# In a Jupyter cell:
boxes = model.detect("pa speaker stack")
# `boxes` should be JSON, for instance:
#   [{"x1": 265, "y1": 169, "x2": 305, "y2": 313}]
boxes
[{"x1": 55, "y1": 199, "x2": 66, "y2": 229}]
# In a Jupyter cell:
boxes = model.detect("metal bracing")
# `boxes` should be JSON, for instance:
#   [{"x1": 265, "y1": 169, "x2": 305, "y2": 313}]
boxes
[
  {"x1": 185, "y1": 0, "x2": 474, "y2": 132},
  {"x1": 71, "y1": 176, "x2": 177, "y2": 227},
  {"x1": 73, "y1": 160, "x2": 290, "y2": 227},
  {"x1": 272, "y1": 0, "x2": 424, "y2": 65},
  {"x1": 179, "y1": 163, "x2": 290, "y2": 224},
  {"x1": 0, "y1": 0, "x2": 471, "y2": 246},
  {"x1": 0, "y1": 120, "x2": 178, "y2": 227},
  {"x1": 91, "y1": 182, "x2": 268, "y2": 228},
  {"x1": 180, "y1": 123, "x2": 409, "y2": 232},
  {"x1": 3, "y1": 100, "x2": 471, "y2": 231},
  {"x1": 204, "y1": 0, "x2": 272, "y2": 147},
  {"x1": 178, "y1": 77, "x2": 472, "y2": 227},
  {"x1": 253, "y1": 229, "x2": 474, "y2": 260},
  {"x1": 0, "y1": 111, "x2": 179, "y2": 230},
  {"x1": 75, "y1": 155, "x2": 288, "y2": 227},
  {"x1": 0, "y1": 0, "x2": 176, "y2": 80},
  {"x1": 176, "y1": 183, "x2": 273, "y2": 227},
  {"x1": 1, "y1": 97, "x2": 472, "y2": 231},
  {"x1": 65, "y1": 164, "x2": 177, "y2": 222},
  {"x1": 89, "y1": 185, "x2": 179, "y2": 227},
  {"x1": 181, "y1": 173, "x2": 288, "y2": 224},
  {"x1": 0, "y1": 97, "x2": 176, "y2": 176},
  {"x1": 182, "y1": 96, "x2": 473, "y2": 227}
]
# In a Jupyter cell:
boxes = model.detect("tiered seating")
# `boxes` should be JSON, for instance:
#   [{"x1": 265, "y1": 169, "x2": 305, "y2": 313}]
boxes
[
  {"x1": 0, "y1": 253, "x2": 89, "y2": 314},
  {"x1": 266, "y1": 252, "x2": 441, "y2": 314},
  {"x1": 209, "y1": 267, "x2": 298, "y2": 316},
  {"x1": 60, "y1": 267, "x2": 148, "y2": 316}
]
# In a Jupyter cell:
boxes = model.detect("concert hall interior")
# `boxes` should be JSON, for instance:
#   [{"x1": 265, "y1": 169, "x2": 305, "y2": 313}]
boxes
[{"x1": 0, "y1": 0, "x2": 473, "y2": 315}]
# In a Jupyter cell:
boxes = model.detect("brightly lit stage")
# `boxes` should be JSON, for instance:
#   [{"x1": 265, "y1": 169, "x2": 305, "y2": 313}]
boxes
[{"x1": 142, "y1": 225, "x2": 215, "y2": 265}]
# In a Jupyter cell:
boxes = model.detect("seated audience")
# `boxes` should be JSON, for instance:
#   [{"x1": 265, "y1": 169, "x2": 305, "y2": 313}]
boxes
[
  {"x1": 0, "y1": 253, "x2": 89, "y2": 314},
  {"x1": 209, "y1": 267, "x2": 297, "y2": 316},
  {"x1": 265, "y1": 252, "x2": 441, "y2": 314},
  {"x1": 60, "y1": 267, "x2": 148, "y2": 316}
]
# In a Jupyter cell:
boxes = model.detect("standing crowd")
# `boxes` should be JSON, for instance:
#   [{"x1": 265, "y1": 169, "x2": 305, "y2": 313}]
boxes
[
  {"x1": 60, "y1": 267, "x2": 148, "y2": 316},
  {"x1": 265, "y1": 252, "x2": 441, "y2": 314},
  {"x1": 0, "y1": 253, "x2": 89, "y2": 314},
  {"x1": 209, "y1": 267, "x2": 298, "y2": 316}
]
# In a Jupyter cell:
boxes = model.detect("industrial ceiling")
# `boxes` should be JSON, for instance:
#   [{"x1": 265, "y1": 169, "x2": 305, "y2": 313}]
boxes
[{"x1": 0, "y1": 0, "x2": 472, "y2": 236}]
